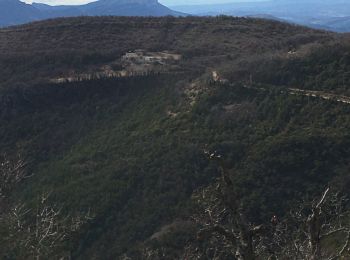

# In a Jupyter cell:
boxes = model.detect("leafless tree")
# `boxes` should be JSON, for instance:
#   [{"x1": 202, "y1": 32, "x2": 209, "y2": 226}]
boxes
[
  {"x1": 0, "y1": 153, "x2": 29, "y2": 200},
  {"x1": 182, "y1": 151, "x2": 350, "y2": 260},
  {"x1": 5, "y1": 192, "x2": 94, "y2": 259},
  {"x1": 277, "y1": 188, "x2": 350, "y2": 260},
  {"x1": 181, "y1": 151, "x2": 264, "y2": 260},
  {"x1": 0, "y1": 153, "x2": 94, "y2": 259}
]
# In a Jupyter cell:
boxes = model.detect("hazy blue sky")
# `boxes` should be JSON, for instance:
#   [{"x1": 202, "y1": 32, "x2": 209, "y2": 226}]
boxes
[{"x1": 22, "y1": 0, "x2": 267, "y2": 6}]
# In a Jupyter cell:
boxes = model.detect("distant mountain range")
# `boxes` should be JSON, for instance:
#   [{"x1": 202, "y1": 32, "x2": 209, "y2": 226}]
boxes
[
  {"x1": 172, "y1": 0, "x2": 350, "y2": 32},
  {"x1": 0, "y1": 0, "x2": 182, "y2": 27},
  {"x1": 0, "y1": 0, "x2": 42, "y2": 26},
  {"x1": 1, "y1": 0, "x2": 350, "y2": 32}
]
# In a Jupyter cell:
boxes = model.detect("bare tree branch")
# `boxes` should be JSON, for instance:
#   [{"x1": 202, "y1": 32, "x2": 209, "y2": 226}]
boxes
[{"x1": 182, "y1": 152, "x2": 350, "y2": 260}]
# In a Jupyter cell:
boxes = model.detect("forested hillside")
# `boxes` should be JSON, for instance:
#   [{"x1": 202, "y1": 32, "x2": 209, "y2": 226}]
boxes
[{"x1": 0, "y1": 17, "x2": 350, "y2": 259}]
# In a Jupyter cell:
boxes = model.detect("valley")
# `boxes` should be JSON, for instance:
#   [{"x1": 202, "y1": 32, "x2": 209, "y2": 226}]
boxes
[{"x1": 0, "y1": 16, "x2": 350, "y2": 259}]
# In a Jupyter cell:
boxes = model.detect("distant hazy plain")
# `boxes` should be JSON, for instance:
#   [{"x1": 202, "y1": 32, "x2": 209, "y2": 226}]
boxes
[{"x1": 22, "y1": 0, "x2": 269, "y2": 6}]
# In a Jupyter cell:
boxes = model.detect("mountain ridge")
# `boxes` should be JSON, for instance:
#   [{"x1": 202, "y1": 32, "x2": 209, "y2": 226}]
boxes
[
  {"x1": 171, "y1": 0, "x2": 350, "y2": 32},
  {"x1": 0, "y1": 0, "x2": 44, "y2": 26},
  {"x1": 0, "y1": 0, "x2": 182, "y2": 27}
]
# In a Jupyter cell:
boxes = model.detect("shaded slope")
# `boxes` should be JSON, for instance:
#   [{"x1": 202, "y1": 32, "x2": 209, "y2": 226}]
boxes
[
  {"x1": 2, "y1": 73, "x2": 350, "y2": 258},
  {"x1": 1, "y1": 17, "x2": 350, "y2": 259}
]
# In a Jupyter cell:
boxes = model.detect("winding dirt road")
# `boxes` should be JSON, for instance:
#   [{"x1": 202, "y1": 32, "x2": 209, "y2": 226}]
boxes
[{"x1": 288, "y1": 88, "x2": 350, "y2": 104}]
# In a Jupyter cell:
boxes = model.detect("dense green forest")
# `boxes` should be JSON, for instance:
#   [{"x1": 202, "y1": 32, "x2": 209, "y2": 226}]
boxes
[{"x1": 0, "y1": 16, "x2": 350, "y2": 259}]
